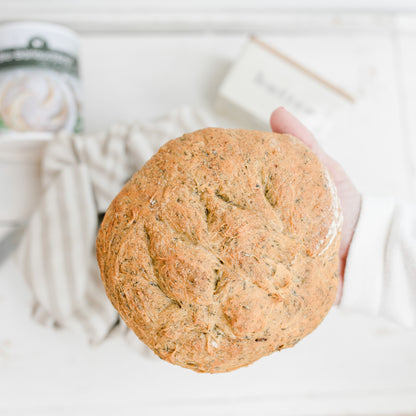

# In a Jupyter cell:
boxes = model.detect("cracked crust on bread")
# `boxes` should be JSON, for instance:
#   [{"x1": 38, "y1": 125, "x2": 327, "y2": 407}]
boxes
[{"x1": 96, "y1": 128, "x2": 342, "y2": 373}]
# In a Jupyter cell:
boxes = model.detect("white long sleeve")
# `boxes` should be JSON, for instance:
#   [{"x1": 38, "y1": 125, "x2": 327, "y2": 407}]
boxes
[{"x1": 341, "y1": 196, "x2": 416, "y2": 328}]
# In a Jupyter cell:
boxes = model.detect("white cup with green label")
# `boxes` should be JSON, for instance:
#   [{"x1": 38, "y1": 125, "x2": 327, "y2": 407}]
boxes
[{"x1": 0, "y1": 22, "x2": 82, "y2": 140}]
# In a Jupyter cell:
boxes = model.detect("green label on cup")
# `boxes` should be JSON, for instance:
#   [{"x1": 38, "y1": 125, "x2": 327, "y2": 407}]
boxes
[{"x1": 0, "y1": 37, "x2": 78, "y2": 76}]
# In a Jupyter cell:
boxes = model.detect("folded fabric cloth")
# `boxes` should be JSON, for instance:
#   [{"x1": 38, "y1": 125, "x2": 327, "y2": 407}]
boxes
[{"x1": 17, "y1": 107, "x2": 212, "y2": 343}]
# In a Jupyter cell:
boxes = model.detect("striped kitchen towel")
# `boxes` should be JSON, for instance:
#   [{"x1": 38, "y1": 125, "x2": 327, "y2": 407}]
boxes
[{"x1": 17, "y1": 107, "x2": 211, "y2": 343}]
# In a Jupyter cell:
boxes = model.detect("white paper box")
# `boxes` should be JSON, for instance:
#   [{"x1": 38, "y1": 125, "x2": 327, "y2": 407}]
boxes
[{"x1": 216, "y1": 37, "x2": 354, "y2": 135}]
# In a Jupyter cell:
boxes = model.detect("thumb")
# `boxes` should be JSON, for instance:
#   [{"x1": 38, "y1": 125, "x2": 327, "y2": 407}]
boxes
[
  {"x1": 270, "y1": 107, "x2": 343, "y2": 182},
  {"x1": 270, "y1": 107, "x2": 325, "y2": 160}
]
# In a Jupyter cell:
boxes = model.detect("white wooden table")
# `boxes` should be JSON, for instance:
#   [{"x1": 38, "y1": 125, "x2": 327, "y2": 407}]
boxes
[{"x1": 1, "y1": 3, "x2": 416, "y2": 415}]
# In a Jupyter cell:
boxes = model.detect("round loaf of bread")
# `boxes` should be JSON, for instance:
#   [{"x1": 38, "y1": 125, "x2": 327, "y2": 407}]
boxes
[{"x1": 96, "y1": 128, "x2": 342, "y2": 373}]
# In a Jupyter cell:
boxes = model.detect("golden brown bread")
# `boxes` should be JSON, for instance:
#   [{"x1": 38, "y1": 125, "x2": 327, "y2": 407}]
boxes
[{"x1": 96, "y1": 128, "x2": 342, "y2": 373}]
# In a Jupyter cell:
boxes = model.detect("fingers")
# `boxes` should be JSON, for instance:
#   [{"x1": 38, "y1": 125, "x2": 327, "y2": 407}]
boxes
[
  {"x1": 270, "y1": 107, "x2": 346, "y2": 185},
  {"x1": 270, "y1": 107, "x2": 323, "y2": 158}
]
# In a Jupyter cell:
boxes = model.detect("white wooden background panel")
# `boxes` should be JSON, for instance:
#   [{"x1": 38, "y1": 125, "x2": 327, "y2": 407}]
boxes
[
  {"x1": 1, "y1": 6, "x2": 416, "y2": 416},
  {"x1": 2, "y1": 1, "x2": 416, "y2": 34},
  {"x1": 0, "y1": 1, "x2": 410, "y2": 38},
  {"x1": 81, "y1": 32, "x2": 411, "y2": 201}
]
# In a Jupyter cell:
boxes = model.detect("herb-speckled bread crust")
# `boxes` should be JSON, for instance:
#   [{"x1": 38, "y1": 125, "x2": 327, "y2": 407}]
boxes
[{"x1": 96, "y1": 128, "x2": 342, "y2": 373}]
